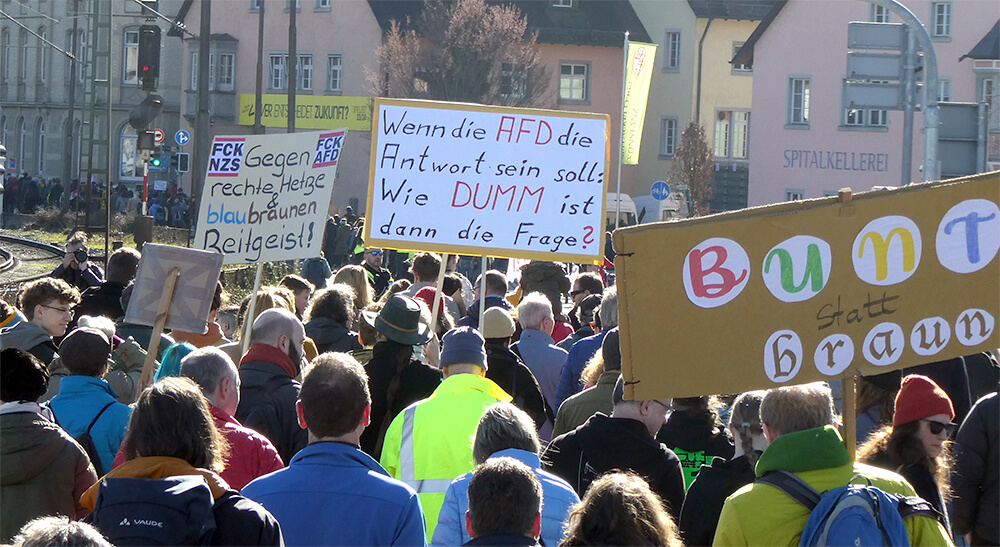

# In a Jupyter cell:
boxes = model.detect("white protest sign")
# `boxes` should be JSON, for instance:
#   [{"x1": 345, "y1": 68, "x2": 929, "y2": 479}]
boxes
[
  {"x1": 195, "y1": 130, "x2": 345, "y2": 264},
  {"x1": 124, "y1": 244, "x2": 224, "y2": 333},
  {"x1": 153, "y1": 179, "x2": 168, "y2": 191},
  {"x1": 365, "y1": 99, "x2": 610, "y2": 263}
]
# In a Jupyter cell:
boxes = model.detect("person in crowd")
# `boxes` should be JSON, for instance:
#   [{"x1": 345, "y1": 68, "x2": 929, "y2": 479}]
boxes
[
  {"x1": 680, "y1": 390, "x2": 766, "y2": 546},
  {"x1": 381, "y1": 279, "x2": 413, "y2": 303},
  {"x1": 559, "y1": 472, "x2": 683, "y2": 547},
  {"x1": 434, "y1": 402, "x2": 579, "y2": 547},
  {"x1": 855, "y1": 371, "x2": 902, "y2": 444},
  {"x1": 334, "y1": 264, "x2": 375, "y2": 316},
  {"x1": 11, "y1": 517, "x2": 111, "y2": 547},
  {"x1": 362, "y1": 247, "x2": 393, "y2": 299},
  {"x1": 0, "y1": 299, "x2": 26, "y2": 331},
  {"x1": 170, "y1": 281, "x2": 231, "y2": 348},
  {"x1": 81, "y1": 378, "x2": 283, "y2": 546},
  {"x1": 152, "y1": 341, "x2": 197, "y2": 382},
  {"x1": 413, "y1": 286, "x2": 456, "y2": 338},
  {"x1": 301, "y1": 252, "x2": 333, "y2": 291},
  {"x1": 115, "y1": 282, "x2": 175, "y2": 363},
  {"x1": 516, "y1": 261, "x2": 573, "y2": 343},
  {"x1": 323, "y1": 215, "x2": 341, "y2": 267},
  {"x1": 1, "y1": 349, "x2": 97, "y2": 543},
  {"x1": 47, "y1": 328, "x2": 131, "y2": 475},
  {"x1": 481, "y1": 307, "x2": 549, "y2": 431},
  {"x1": 457, "y1": 270, "x2": 512, "y2": 330},
  {"x1": 442, "y1": 275, "x2": 468, "y2": 320},
  {"x1": 857, "y1": 374, "x2": 957, "y2": 537},
  {"x1": 381, "y1": 327, "x2": 513, "y2": 540},
  {"x1": 444, "y1": 254, "x2": 475, "y2": 305},
  {"x1": 462, "y1": 458, "x2": 544, "y2": 547},
  {"x1": 359, "y1": 295, "x2": 442, "y2": 457},
  {"x1": 50, "y1": 232, "x2": 103, "y2": 291},
  {"x1": 906, "y1": 357, "x2": 973, "y2": 427},
  {"x1": 656, "y1": 395, "x2": 734, "y2": 489},
  {"x1": 564, "y1": 272, "x2": 603, "y2": 335},
  {"x1": 243, "y1": 352, "x2": 425, "y2": 546},
  {"x1": 278, "y1": 274, "x2": 314, "y2": 319},
  {"x1": 714, "y1": 382, "x2": 952, "y2": 546},
  {"x1": 554, "y1": 288, "x2": 618, "y2": 409},
  {"x1": 402, "y1": 253, "x2": 461, "y2": 319},
  {"x1": 543, "y1": 376, "x2": 685, "y2": 521},
  {"x1": 513, "y1": 292, "x2": 567, "y2": 439},
  {"x1": 558, "y1": 294, "x2": 602, "y2": 352},
  {"x1": 304, "y1": 285, "x2": 363, "y2": 354},
  {"x1": 76, "y1": 247, "x2": 141, "y2": 321},
  {"x1": 236, "y1": 308, "x2": 309, "y2": 464},
  {"x1": 1, "y1": 278, "x2": 80, "y2": 365},
  {"x1": 952, "y1": 391, "x2": 998, "y2": 546},
  {"x1": 552, "y1": 328, "x2": 622, "y2": 438}
]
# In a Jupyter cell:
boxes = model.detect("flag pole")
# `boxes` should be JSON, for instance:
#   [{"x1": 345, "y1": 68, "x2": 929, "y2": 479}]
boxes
[{"x1": 614, "y1": 31, "x2": 629, "y2": 232}]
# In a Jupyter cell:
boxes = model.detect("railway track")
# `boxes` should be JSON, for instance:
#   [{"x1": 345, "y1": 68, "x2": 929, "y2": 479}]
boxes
[{"x1": 0, "y1": 235, "x2": 67, "y2": 295}]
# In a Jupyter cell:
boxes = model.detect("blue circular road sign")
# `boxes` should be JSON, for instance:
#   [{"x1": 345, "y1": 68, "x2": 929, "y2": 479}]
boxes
[
  {"x1": 651, "y1": 180, "x2": 671, "y2": 201},
  {"x1": 174, "y1": 130, "x2": 190, "y2": 146}
]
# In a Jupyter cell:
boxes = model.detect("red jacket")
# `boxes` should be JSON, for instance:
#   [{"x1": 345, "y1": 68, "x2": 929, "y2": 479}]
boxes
[{"x1": 210, "y1": 406, "x2": 284, "y2": 490}]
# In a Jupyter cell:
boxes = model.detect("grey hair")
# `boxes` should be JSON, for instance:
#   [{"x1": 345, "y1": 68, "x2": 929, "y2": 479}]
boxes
[
  {"x1": 597, "y1": 286, "x2": 619, "y2": 329},
  {"x1": 473, "y1": 402, "x2": 541, "y2": 465},
  {"x1": 516, "y1": 292, "x2": 553, "y2": 330},
  {"x1": 13, "y1": 516, "x2": 112, "y2": 547},
  {"x1": 180, "y1": 347, "x2": 238, "y2": 398},
  {"x1": 250, "y1": 307, "x2": 301, "y2": 345},
  {"x1": 77, "y1": 315, "x2": 116, "y2": 341}
]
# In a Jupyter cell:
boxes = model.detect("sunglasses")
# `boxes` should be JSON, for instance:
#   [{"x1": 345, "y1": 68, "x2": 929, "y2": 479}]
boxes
[
  {"x1": 368, "y1": 250, "x2": 383, "y2": 256},
  {"x1": 922, "y1": 419, "x2": 956, "y2": 436},
  {"x1": 570, "y1": 289, "x2": 586, "y2": 297}
]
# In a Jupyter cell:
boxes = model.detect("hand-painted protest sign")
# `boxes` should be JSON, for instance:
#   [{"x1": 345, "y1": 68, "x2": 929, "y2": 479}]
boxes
[
  {"x1": 239, "y1": 94, "x2": 371, "y2": 131},
  {"x1": 614, "y1": 172, "x2": 1000, "y2": 400},
  {"x1": 365, "y1": 98, "x2": 610, "y2": 263},
  {"x1": 124, "y1": 243, "x2": 224, "y2": 333},
  {"x1": 194, "y1": 130, "x2": 345, "y2": 264}
]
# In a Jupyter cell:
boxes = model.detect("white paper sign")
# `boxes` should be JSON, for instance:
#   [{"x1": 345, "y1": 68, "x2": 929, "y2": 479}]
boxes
[
  {"x1": 153, "y1": 179, "x2": 168, "y2": 191},
  {"x1": 365, "y1": 99, "x2": 610, "y2": 263},
  {"x1": 194, "y1": 130, "x2": 345, "y2": 264}
]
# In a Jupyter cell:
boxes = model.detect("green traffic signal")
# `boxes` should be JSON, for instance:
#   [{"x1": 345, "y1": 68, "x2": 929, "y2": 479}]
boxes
[{"x1": 150, "y1": 154, "x2": 162, "y2": 167}]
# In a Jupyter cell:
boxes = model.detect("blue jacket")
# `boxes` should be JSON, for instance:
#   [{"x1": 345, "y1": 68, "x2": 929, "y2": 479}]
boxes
[
  {"x1": 553, "y1": 331, "x2": 607, "y2": 411},
  {"x1": 242, "y1": 441, "x2": 426, "y2": 547},
  {"x1": 48, "y1": 376, "x2": 131, "y2": 473},
  {"x1": 432, "y1": 448, "x2": 579, "y2": 547}
]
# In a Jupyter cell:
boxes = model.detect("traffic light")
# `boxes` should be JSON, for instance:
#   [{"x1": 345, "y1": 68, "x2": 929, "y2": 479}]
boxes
[
  {"x1": 149, "y1": 148, "x2": 166, "y2": 171},
  {"x1": 129, "y1": 93, "x2": 163, "y2": 130},
  {"x1": 138, "y1": 25, "x2": 161, "y2": 91},
  {"x1": 169, "y1": 152, "x2": 191, "y2": 173}
]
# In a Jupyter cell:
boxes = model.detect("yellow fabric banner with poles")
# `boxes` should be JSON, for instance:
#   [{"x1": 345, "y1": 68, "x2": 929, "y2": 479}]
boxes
[{"x1": 621, "y1": 41, "x2": 657, "y2": 165}]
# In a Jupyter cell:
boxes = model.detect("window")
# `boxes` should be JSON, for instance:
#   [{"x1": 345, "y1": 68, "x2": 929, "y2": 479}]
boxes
[
  {"x1": 937, "y1": 78, "x2": 951, "y2": 102},
  {"x1": 1, "y1": 28, "x2": 9, "y2": 82},
  {"x1": 18, "y1": 29, "x2": 26, "y2": 82},
  {"x1": 119, "y1": 125, "x2": 141, "y2": 179},
  {"x1": 553, "y1": 0, "x2": 572, "y2": 7},
  {"x1": 931, "y1": 2, "x2": 951, "y2": 38},
  {"x1": 316, "y1": 0, "x2": 331, "y2": 8},
  {"x1": 501, "y1": 62, "x2": 526, "y2": 100},
  {"x1": 983, "y1": 78, "x2": 995, "y2": 111},
  {"x1": 732, "y1": 42, "x2": 750, "y2": 73},
  {"x1": 219, "y1": 53, "x2": 234, "y2": 91},
  {"x1": 285, "y1": 0, "x2": 301, "y2": 9},
  {"x1": 250, "y1": 0, "x2": 261, "y2": 10},
  {"x1": 123, "y1": 30, "x2": 139, "y2": 84},
  {"x1": 37, "y1": 27, "x2": 47, "y2": 83},
  {"x1": 327, "y1": 54, "x2": 342, "y2": 91},
  {"x1": 843, "y1": 78, "x2": 888, "y2": 128},
  {"x1": 786, "y1": 189, "x2": 804, "y2": 201},
  {"x1": 208, "y1": 52, "x2": 215, "y2": 90},
  {"x1": 559, "y1": 62, "x2": 588, "y2": 101},
  {"x1": 871, "y1": 4, "x2": 890, "y2": 22},
  {"x1": 664, "y1": 31, "x2": 680, "y2": 71},
  {"x1": 297, "y1": 54, "x2": 313, "y2": 90},
  {"x1": 714, "y1": 111, "x2": 749, "y2": 159},
  {"x1": 190, "y1": 52, "x2": 198, "y2": 90},
  {"x1": 16, "y1": 117, "x2": 24, "y2": 163},
  {"x1": 788, "y1": 78, "x2": 810, "y2": 126},
  {"x1": 660, "y1": 117, "x2": 677, "y2": 157},
  {"x1": 74, "y1": 30, "x2": 86, "y2": 83},
  {"x1": 269, "y1": 53, "x2": 286, "y2": 89},
  {"x1": 35, "y1": 118, "x2": 44, "y2": 174}
]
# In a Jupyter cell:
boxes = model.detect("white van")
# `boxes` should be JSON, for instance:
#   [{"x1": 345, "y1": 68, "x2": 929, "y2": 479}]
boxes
[{"x1": 605, "y1": 192, "x2": 637, "y2": 227}]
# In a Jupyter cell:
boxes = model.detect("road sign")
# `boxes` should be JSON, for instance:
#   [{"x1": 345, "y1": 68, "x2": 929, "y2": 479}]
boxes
[
  {"x1": 846, "y1": 52, "x2": 903, "y2": 81},
  {"x1": 153, "y1": 128, "x2": 165, "y2": 144},
  {"x1": 651, "y1": 181, "x2": 671, "y2": 201},
  {"x1": 847, "y1": 22, "x2": 906, "y2": 51},
  {"x1": 7, "y1": 159, "x2": 15, "y2": 169},
  {"x1": 843, "y1": 80, "x2": 904, "y2": 110},
  {"x1": 175, "y1": 130, "x2": 190, "y2": 146}
]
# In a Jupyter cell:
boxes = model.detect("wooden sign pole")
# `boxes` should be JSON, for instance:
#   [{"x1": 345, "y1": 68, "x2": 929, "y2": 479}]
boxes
[
  {"x1": 138, "y1": 267, "x2": 181, "y2": 390},
  {"x1": 478, "y1": 255, "x2": 488, "y2": 329},
  {"x1": 241, "y1": 263, "x2": 266, "y2": 356},
  {"x1": 843, "y1": 369, "x2": 858, "y2": 460},
  {"x1": 431, "y1": 254, "x2": 448, "y2": 332}
]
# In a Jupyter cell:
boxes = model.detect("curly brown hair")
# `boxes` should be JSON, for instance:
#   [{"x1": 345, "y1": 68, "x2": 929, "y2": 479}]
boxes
[
  {"x1": 18, "y1": 278, "x2": 81, "y2": 320},
  {"x1": 560, "y1": 472, "x2": 682, "y2": 547},
  {"x1": 857, "y1": 422, "x2": 952, "y2": 498}
]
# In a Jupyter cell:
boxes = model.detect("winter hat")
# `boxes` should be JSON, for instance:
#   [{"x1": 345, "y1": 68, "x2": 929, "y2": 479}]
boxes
[
  {"x1": 1, "y1": 348, "x2": 48, "y2": 402},
  {"x1": 414, "y1": 287, "x2": 446, "y2": 318},
  {"x1": 362, "y1": 295, "x2": 432, "y2": 346},
  {"x1": 602, "y1": 327, "x2": 622, "y2": 372},
  {"x1": 893, "y1": 374, "x2": 955, "y2": 427},
  {"x1": 440, "y1": 326, "x2": 487, "y2": 370},
  {"x1": 481, "y1": 307, "x2": 516, "y2": 339},
  {"x1": 59, "y1": 327, "x2": 112, "y2": 377}
]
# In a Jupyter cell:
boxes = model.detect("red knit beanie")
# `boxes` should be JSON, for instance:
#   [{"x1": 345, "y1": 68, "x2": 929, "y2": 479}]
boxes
[{"x1": 893, "y1": 374, "x2": 955, "y2": 427}]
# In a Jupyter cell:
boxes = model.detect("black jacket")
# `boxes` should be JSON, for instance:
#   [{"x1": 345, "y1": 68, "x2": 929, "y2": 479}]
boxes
[
  {"x1": 953, "y1": 392, "x2": 998, "y2": 545},
  {"x1": 236, "y1": 360, "x2": 307, "y2": 464},
  {"x1": 76, "y1": 282, "x2": 126, "y2": 321},
  {"x1": 51, "y1": 263, "x2": 104, "y2": 292},
  {"x1": 210, "y1": 490, "x2": 284, "y2": 546},
  {"x1": 679, "y1": 453, "x2": 758, "y2": 546},
  {"x1": 304, "y1": 317, "x2": 363, "y2": 354},
  {"x1": 542, "y1": 414, "x2": 686, "y2": 520},
  {"x1": 360, "y1": 341, "x2": 442, "y2": 458},
  {"x1": 656, "y1": 409, "x2": 734, "y2": 488},
  {"x1": 485, "y1": 340, "x2": 549, "y2": 431},
  {"x1": 363, "y1": 263, "x2": 393, "y2": 299}
]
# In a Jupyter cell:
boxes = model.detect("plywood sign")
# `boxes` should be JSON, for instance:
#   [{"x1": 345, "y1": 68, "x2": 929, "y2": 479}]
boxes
[
  {"x1": 365, "y1": 98, "x2": 610, "y2": 263},
  {"x1": 614, "y1": 172, "x2": 1000, "y2": 400}
]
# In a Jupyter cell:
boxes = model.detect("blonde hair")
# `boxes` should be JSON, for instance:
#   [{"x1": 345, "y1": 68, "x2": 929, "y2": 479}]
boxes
[
  {"x1": 760, "y1": 382, "x2": 836, "y2": 437},
  {"x1": 334, "y1": 265, "x2": 373, "y2": 311},
  {"x1": 580, "y1": 350, "x2": 604, "y2": 388},
  {"x1": 235, "y1": 286, "x2": 296, "y2": 342}
]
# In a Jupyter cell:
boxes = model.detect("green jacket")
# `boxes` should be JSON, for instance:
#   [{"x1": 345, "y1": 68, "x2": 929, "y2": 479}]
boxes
[{"x1": 713, "y1": 426, "x2": 952, "y2": 547}]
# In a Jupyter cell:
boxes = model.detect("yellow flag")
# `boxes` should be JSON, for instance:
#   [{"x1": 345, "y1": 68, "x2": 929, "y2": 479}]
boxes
[{"x1": 621, "y1": 42, "x2": 657, "y2": 165}]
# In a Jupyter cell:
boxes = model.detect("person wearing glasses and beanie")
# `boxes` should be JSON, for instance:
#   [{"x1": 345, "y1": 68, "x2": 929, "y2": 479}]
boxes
[
  {"x1": 0, "y1": 278, "x2": 81, "y2": 366},
  {"x1": 858, "y1": 374, "x2": 957, "y2": 539},
  {"x1": 363, "y1": 247, "x2": 394, "y2": 300}
]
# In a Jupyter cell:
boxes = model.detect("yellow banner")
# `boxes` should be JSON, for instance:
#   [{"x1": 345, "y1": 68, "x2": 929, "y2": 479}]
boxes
[
  {"x1": 614, "y1": 172, "x2": 1000, "y2": 399},
  {"x1": 621, "y1": 41, "x2": 657, "y2": 165},
  {"x1": 238, "y1": 94, "x2": 372, "y2": 131}
]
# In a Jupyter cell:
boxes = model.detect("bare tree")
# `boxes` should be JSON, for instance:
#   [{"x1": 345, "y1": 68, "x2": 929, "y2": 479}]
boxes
[
  {"x1": 669, "y1": 122, "x2": 714, "y2": 216},
  {"x1": 370, "y1": 0, "x2": 550, "y2": 107}
]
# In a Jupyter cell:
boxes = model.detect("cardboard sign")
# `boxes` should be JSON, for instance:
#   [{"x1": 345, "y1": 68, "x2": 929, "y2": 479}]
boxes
[
  {"x1": 614, "y1": 172, "x2": 1000, "y2": 400},
  {"x1": 153, "y1": 179, "x2": 168, "y2": 191},
  {"x1": 194, "y1": 130, "x2": 345, "y2": 264},
  {"x1": 365, "y1": 98, "x2": 610, "y2": 263},
  {"x1": 124, "y1": 244, "x2": 225, "y2": 333},
  {"x1": 239, "y1": 94, "x2": 371, "y2": 131}
]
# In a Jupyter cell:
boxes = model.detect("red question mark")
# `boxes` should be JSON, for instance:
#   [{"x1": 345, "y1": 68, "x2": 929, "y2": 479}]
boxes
[{"x1": 582, "y1": 226, "x2": 594, "y2": 248}]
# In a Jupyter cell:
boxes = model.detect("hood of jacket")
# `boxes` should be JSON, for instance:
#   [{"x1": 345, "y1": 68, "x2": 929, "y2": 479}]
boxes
[
  {"x1": 464, "y1": 295, "x2": 512, "y2": 321},
  {"x1": 304, "y1": 317, "x2": 354, "y2": 347},
  {"x1": 656, "y1": 408, "x2": 732, "y2": 454},
  {"x1": 0, "y1": 321, "x2": 52, "y2": 352},
  {"x1": 756, "y1": 425, "x2": 851, "y2": 476},
  {"x1": 80, "y1": 456, "x2": 229, "y2": 510},
  {"x1": 574, "y1": 414, "x2": 669, "y2": 471},
  {"x1": 0, "y1": 413, "x2": 73, "y2": 484}
]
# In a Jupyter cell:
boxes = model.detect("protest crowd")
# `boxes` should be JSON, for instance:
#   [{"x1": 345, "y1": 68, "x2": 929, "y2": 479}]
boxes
[{"x1": 0, "y1": 223, "x2": 997, "y2": 547}]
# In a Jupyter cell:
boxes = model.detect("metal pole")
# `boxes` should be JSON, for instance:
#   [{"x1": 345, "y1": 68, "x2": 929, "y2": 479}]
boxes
[
  {"x1": 900, "y1": 27, "x2": 915, "y2": 185},
  {"x1": 105, "y1": 0, "x2": 113, "y2": 266},
  {"x1": 614, "y1": 31, "x2": 628, "y2": 231},
  {"x1": 62, "y1": 0, "x2": 79, "y2": 211},
  {"x1": 287, "y1": 0, "x2": 296, "y2": 133},
  {"x1": 253, "y1": 0, "x2": 265, "y2": 134},
  {"x1": 192, "y1": 0, "x2": 211, "y2": 218}
]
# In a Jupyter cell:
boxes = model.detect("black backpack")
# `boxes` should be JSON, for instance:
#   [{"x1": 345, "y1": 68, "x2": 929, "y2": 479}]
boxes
[
  {"x1": 55, "y1": 401, "x2": 115, "y2": 476},
  {"x1": 90, "y1": 475, "x2": 217, "y2": 546}
]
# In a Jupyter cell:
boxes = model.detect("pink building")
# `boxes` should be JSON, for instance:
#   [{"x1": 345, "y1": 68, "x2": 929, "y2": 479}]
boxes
[{"x1": 737, "y1": 0, "x2": 998, "y2": 206}]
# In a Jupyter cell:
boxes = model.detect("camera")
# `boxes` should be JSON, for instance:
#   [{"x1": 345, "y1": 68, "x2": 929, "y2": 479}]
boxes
[{"x1": 74, "y1": 248, "x2": 89, "y2": 263}]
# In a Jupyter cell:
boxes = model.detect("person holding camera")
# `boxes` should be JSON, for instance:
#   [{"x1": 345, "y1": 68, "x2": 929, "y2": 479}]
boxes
[{"x1": 50, "y1": 231, "x2": 104, "y2": 292}]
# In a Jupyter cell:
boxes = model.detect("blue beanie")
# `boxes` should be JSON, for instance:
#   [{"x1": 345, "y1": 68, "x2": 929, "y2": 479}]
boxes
[{"x1": 440, "y1": 327, "x2": 487, "y2": 370}]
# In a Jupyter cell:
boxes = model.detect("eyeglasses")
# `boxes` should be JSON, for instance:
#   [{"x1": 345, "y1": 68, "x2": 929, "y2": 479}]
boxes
[
  {"x1": 922, "y1": 419, "x2": 956, "y2": 436},
  {"x1": 40, "y1": 304, "x2": 74, "y2": 318},
  {"x1": 651, "y1": 399, "x2": 673, "y2": 414},
  {"x1": 570, "y1": 289, "x2": 586, "y2": 297},
  {"x1": 368, "y1": 250, "x2": 383, "y2": 256}
]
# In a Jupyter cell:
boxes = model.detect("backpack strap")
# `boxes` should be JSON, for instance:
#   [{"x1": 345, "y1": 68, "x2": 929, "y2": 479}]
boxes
[
  {"x1": 755, "y1": 470, "x2": 822, "y2": 511},
  {"x1": 87, "y1": 402, "x2": 116, "y2": 434},
  {"x1": 897, "y1": 495, "x2": 947, "y2": 525}
]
